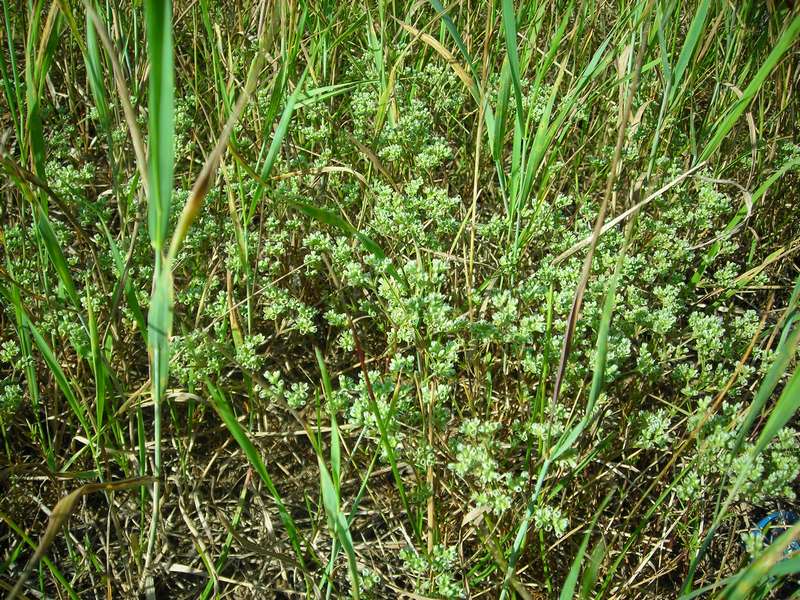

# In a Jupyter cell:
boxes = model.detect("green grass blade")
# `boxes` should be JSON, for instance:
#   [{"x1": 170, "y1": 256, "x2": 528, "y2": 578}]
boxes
[
  {"x1": 35, "y1": 210, "x2": 80, "y2": 308},
  {"x1": 552, "y1": 235, "x2": 627, "y2": 461},
  {"x1": 560, "y1": 490, "x2": 615, "y2": 600},
  {"x1": 504, "y1": 229, "x2": 628, "y2": 599},
  {"x1": 719, "y1": 521, "x2": 800, "y2": 599},
  {"x1": 734, "y1": 275, "x2": 800, "y2": 451},
  {"x1": 288, "y1": 200, "x2": 404, "y2": 286},
  {"x1": 0, "y1": 282, "x2": 52, "y2": 466},
  {"x1": 247, "y1": 78, "x2": 304, "y2": 223},
  {"x1": 501, "y1": 0, "x2": 524, "y2": 127},
  {"x1": 24, "y1": 2, "x2": 58, "y2": 181},
  {"x1": 294, "y1": 81, "x2": 363, "y2": 109},
  {"x1": 764, "y1": 554, "x2": 800, "y2": 578},
  {"x1": 142, "y1": 0, "x2": 174, "y2": 577},
  {"x1": 1, "y1": 0, "x2": 23, "y2": 142},
  {"x1": 515, "y1": 63, "x2": 565, "y2": 234},
  {"x1": 693, "y1": 155, "x2": 800, "y2": 284},
  {"x1": 580, "y1": 537, "x2": 607, "y2": 599},
  {"x1": 98, "y1": 220, "x2": 148, "y2": 343},
  {"x1": 26, "y1": 315, "x2": 92, "y2": 440},
  {"x1": 560, "y1": 516, "x2": 592, "y2": 599},
  {"x1": 205, "y1": 380, "x2": 308, "y2": 568},
  {"x1": 500, "y1": 460, "x2": 550, "y2": 600},
  {"x1": 427, "y1": 0, "x2": 496, "y2": 145},
  {"x1": 316, "y1": 347, "x2": 363, "y2": 597},
  {"x1": 0, "y1": 27, "x2": 20, "y2": 144},
  {"x1": 315, "y1": 348, "x2": 340, "y2": 489},
  {"x1": 148, "y1": 266, "x2": 173, "y2": 445},
  {"x1": 669, "y1": 0, "x2": 709, "y2": 103},
  {"x1": 492, "y1": 59, "x2": 512, "y2": 161},
  {"x1": 318, "y1": 454, "x2": 360, "y2": 599},
  {"x1": 752, "y1": 366, "x2": 800, "y2": 456},
  {"x1": 682, "y1": 277, "x2": 800, "y2": 592},
  {"x1": 427, "y1": 0, "x2": 480, "y2": 90},
  {"x1": 143, "y1": 0, "x2": 174, "y2": 251},
  {"x1": 86, "y1": 291, "x2": 106, "y2": 430},
  {"x1": 84, "y1": 4, "x2": 110, "y2": 130},
  {"x1": 700, "y1": 14, "x2": 800, "y2": 162}
]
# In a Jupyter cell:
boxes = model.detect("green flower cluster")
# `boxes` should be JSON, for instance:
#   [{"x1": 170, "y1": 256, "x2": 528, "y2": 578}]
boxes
[{"x1": 400, "y1": 544, "x2": 463, "y2": 599}]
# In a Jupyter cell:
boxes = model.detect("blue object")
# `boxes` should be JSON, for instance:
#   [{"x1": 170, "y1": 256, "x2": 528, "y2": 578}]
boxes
[{"x1": 752, "y1": 511, "x2": 800, "y2": 555}]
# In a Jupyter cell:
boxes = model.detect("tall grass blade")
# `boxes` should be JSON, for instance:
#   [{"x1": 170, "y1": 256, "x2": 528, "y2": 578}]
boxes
[
  {"x1": 501, "y1": 0, "x2": 523, "y2": 125},
  {"x1": 84, "y1": 5, "x2": 110, "y2": 130},
  {"x1": 734, "y1": 280, "x2": 800, "y2": 451},
  {"x1": 752, "y1": 366, "x2": 800, "y2": 456},
  {"x1": 0, "y1": 282, "x2": 51, "y2": 466},
  {"x1": 316, "y1": 348, "x2": 361, "y2": 597},
  {"x1": 246, "y1": 77, "x2": 304, "y2": 223},
  {"x1": 427, "y1": 0, "x2": 496, "y2": 144},
  {"x1": 205, "y1": 380, "x2": 308, "y2": 567},
  {"x1": 99, "y1": 220, "x2": 148, "y2": 342},
  {"x1": 141, "y1": 0, "x2": 175, "y2": 578},
  {"x1": 503, "y1": 221, "x2": 629, "y2": 599},
  {"x1": 315, "y1": 348, "x2": 340, "y2": 488},
  {"x1": 318, "y1": 457, "x2": 360, "y2": 598},
  {"x1": 143, "y1": 0, "x2": 174, "y2": 252},
  {"x1": 669, "y1": 0, "x2": 709, "y2": 105},
  {"x1": 681, "y1": 276, "x2": 800, "y2": 592},
  {"x1": 560, "y1": 491, "x2": 615, "y2": 600},
  {"x1": 0, "y1": 0, "x2": 23, "y2": 142},
  {"x1": 699, "y1": 14, "x2": 800, "y2": 162},
  {"x1": 35, "y1": 211, "x2": 80, "y2": 308},
  {"x1": 553, "y1": 229, "x2": 628, "y2": 460},
  {"x1": 86, "y1": 292, "x2": 107, "y2": 430},
  {"x1": 26, "y1": 314, "x2": 92, "y2": 439}
]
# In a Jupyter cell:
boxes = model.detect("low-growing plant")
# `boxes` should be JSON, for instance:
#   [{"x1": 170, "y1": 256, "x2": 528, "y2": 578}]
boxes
[{"x1": 1, "y1": 1, "x2": 799, "y2": 598}]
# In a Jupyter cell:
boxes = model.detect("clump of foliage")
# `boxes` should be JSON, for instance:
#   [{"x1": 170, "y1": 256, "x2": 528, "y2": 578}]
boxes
[{"x1": 1, "y1": 1, "x2": 799, "y2": 599}]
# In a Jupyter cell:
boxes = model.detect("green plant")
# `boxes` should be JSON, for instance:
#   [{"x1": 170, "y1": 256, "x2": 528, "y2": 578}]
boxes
[{"x1": 1, "y1": 1, "x2": 799, "y2": 598}]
